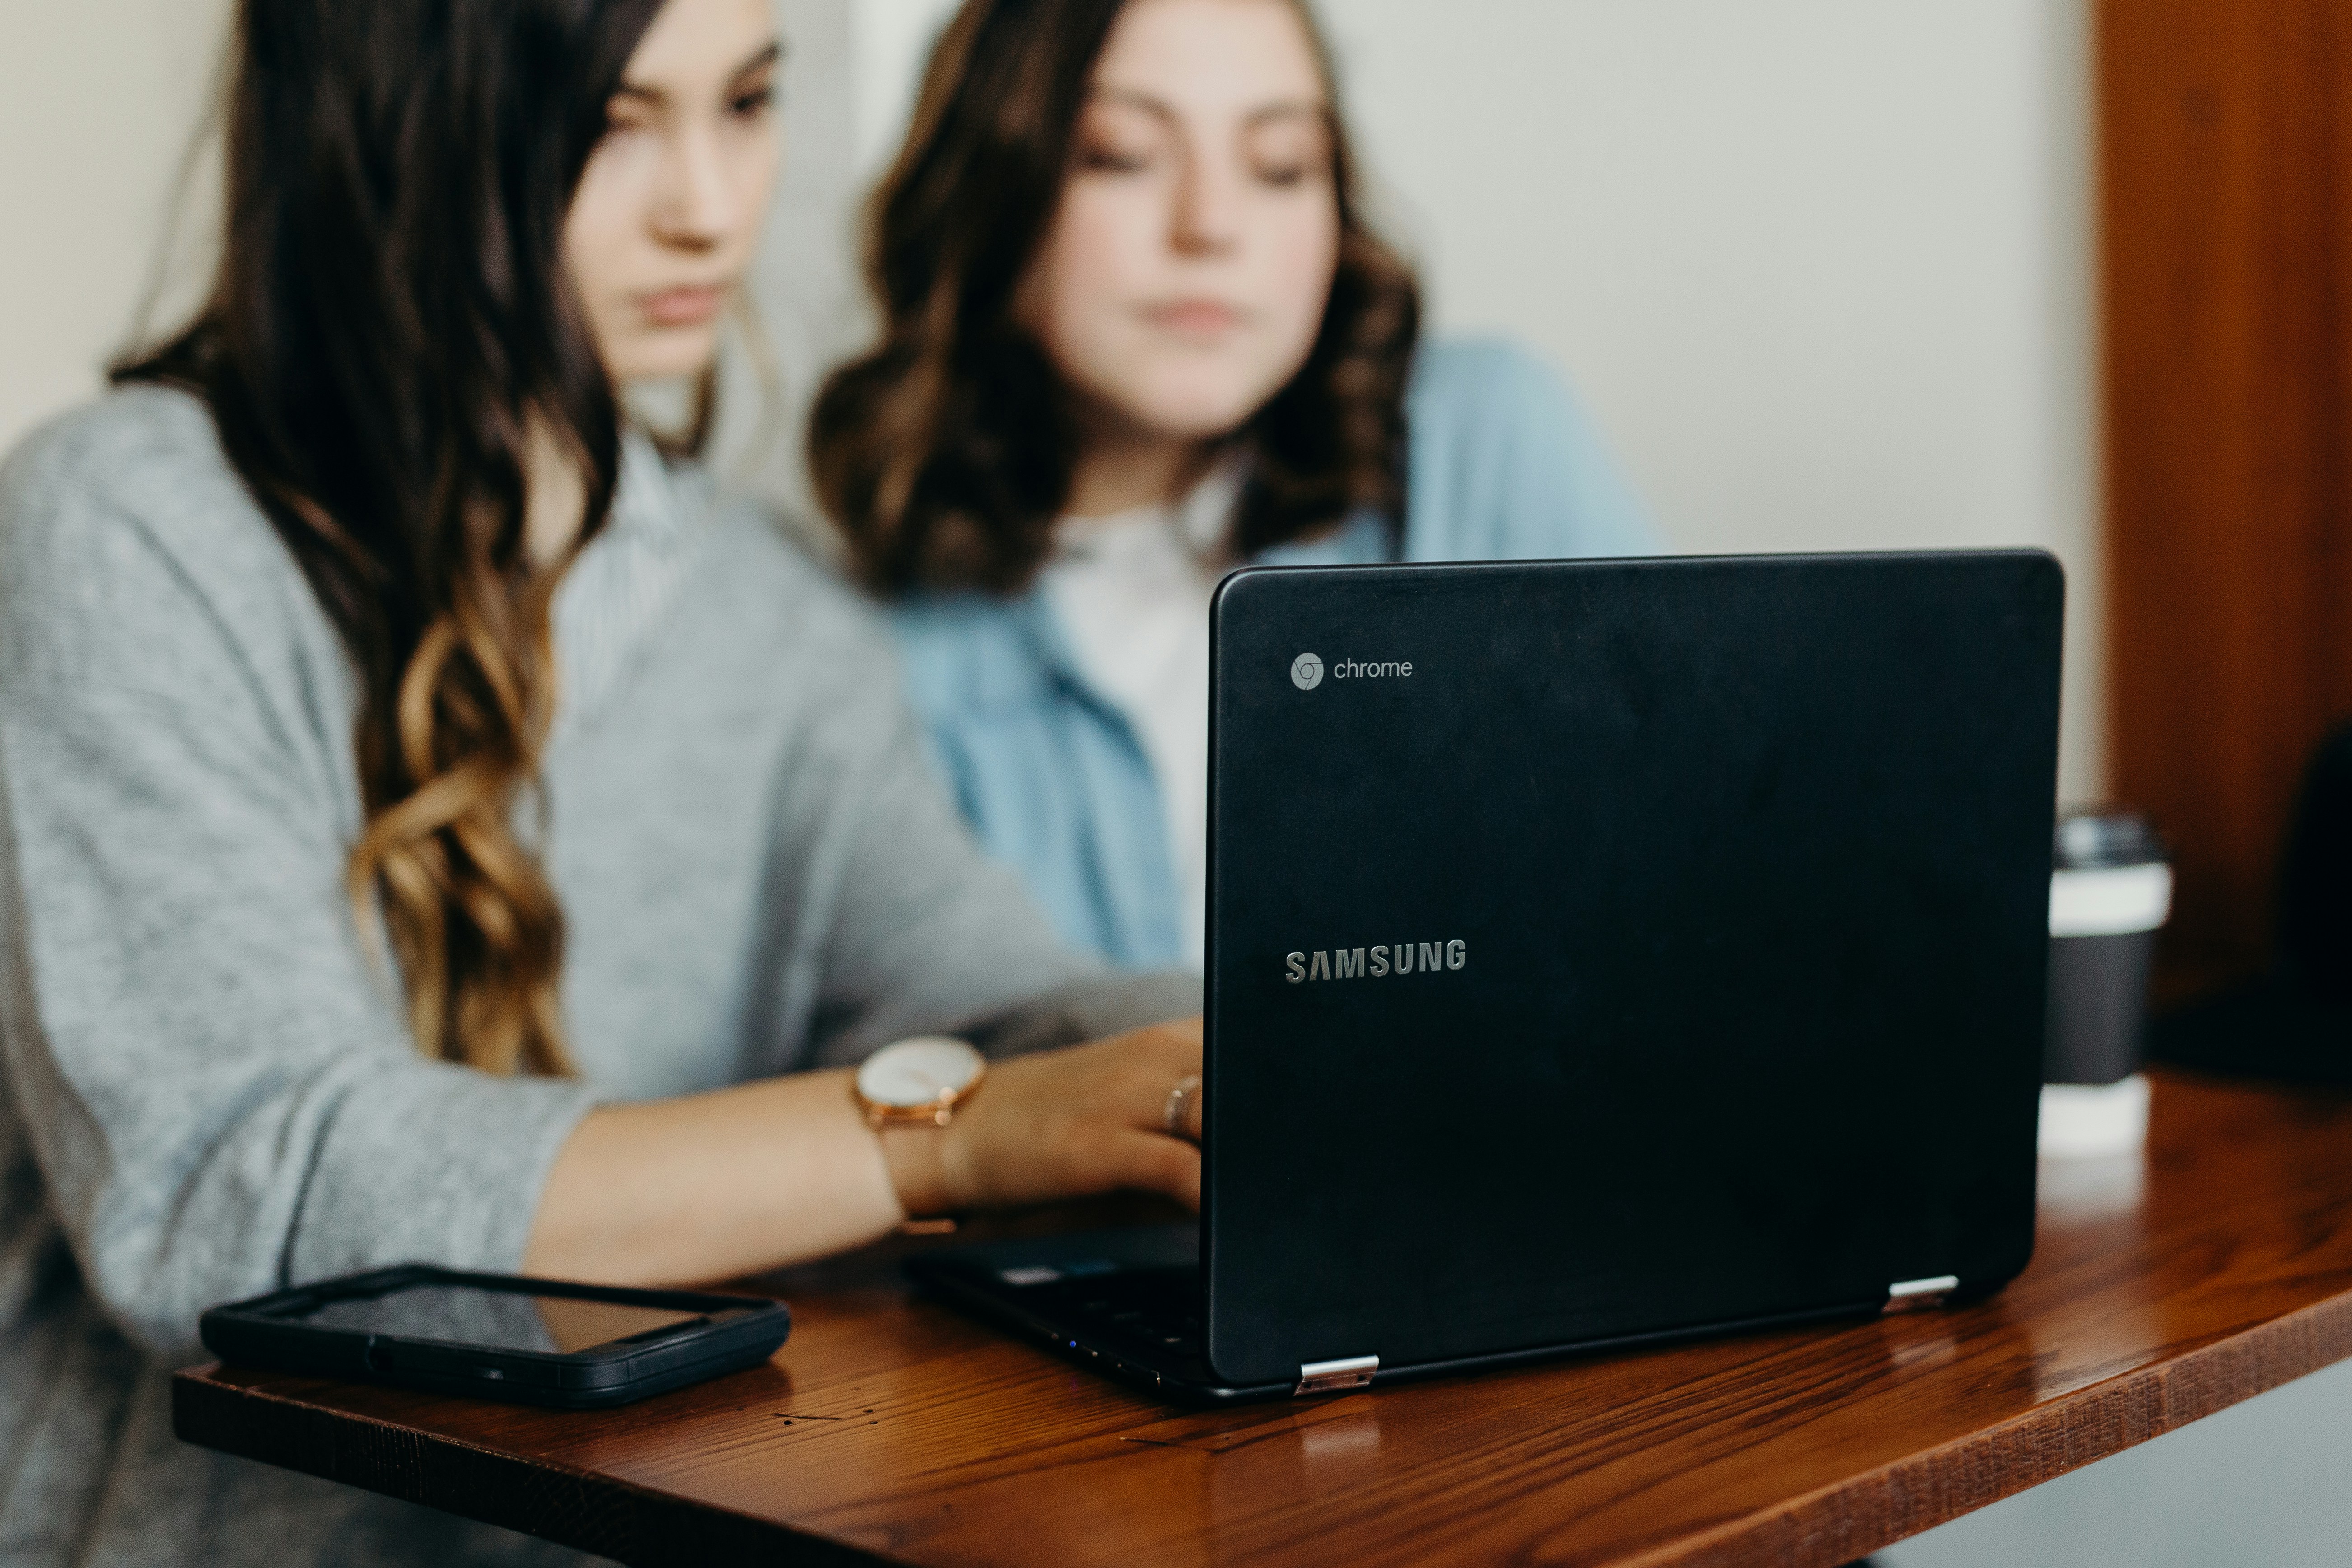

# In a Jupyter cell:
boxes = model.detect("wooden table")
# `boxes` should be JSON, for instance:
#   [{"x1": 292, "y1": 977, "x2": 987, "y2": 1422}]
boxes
[{"x1": 176, "y1": 1071, "x2": 2352, "y2": 1567}]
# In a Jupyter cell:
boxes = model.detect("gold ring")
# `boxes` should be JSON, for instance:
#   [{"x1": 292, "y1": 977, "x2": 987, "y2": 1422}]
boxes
[{"x1": 1162, "y1": 1074, "x2": 1203, "y2": 1138}]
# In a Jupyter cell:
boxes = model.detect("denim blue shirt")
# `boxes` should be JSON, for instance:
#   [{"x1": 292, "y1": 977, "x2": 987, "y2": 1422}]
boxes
[{"x1": 891, "y1": 337, "x2": 1659, "y2": 967}]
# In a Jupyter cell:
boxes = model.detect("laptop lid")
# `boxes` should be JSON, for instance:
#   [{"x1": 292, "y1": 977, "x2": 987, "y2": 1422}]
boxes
[{"x1": 1202, "y1": 551, "x2": 2063, "y2": 1389}]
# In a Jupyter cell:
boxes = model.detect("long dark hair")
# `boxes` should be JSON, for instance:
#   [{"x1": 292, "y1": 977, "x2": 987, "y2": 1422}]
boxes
[
  {"x1": 808, "y1": 0, "x2": 1419, "y2": 596},
  {"x1": 114, "y1": 0, "x2": 672, "y2": 1076}
]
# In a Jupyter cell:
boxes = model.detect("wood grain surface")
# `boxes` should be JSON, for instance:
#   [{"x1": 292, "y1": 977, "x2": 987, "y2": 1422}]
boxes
[
  {"x1": 2101, "y1": 0, "x2": 2352, "y2": 1001},
  {"x1": 177, "y1": 1072, "x2": 2352, "y2": 1567}
]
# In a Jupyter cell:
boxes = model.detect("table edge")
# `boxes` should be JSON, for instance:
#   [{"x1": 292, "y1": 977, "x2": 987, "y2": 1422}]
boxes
[
  {"x1": 174, "y1": 1277, "x2": 2352, "y2": 1568},
  {"x1": 1643, "y1": 1285, "x2": 2352, "y2": 1567},
  {"x1": 169, "y1": 1369, "x2": 882, "y2": 1568}
]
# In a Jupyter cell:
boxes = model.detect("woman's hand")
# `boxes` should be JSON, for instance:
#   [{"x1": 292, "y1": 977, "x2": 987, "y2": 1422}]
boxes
[{"x1": 882, "y1": 1017, "x2": 1204, "y2": 1218}]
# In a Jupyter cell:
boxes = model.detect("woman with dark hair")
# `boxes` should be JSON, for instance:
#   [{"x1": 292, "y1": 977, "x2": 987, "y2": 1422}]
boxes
[
  {"x1": 0, "y1": 1, "x2": 1205, "y2": 1561},
  {"x1": 811, "y1": 0, "x2": 1657, "y2": 969}
]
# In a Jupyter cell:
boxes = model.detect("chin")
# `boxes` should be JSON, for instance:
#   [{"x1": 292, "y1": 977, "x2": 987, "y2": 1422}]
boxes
[
  {"x1": 1119, "y1": 379, "x2": 1279, "y2": 443},
  {"x1": 607, "y1": 325, "x2": 721, "y2": 387}
]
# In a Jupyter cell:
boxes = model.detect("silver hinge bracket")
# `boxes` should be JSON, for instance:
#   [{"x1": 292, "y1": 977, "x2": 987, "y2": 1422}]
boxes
[
  {"x1": 1882, "y1": 1274, "x2": 1960, "y2": 1315},
  {"x1": 1295, "y1": 1354, "x2": 1379, "y2": 1395}
]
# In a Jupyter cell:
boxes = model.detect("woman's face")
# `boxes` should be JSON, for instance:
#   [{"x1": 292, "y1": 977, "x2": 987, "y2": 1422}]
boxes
[
  {"x1": 565, "y1": 0, "x2": 782, "y2": 385},
  {"x1": 1023, "y1": 0, "x2": 1342, "y2": 448}
]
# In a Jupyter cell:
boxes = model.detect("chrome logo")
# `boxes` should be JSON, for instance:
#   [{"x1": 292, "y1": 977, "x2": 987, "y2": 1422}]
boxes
[{"x1": 1290, "y1": 652, "x2": 1325, "y2": 690}]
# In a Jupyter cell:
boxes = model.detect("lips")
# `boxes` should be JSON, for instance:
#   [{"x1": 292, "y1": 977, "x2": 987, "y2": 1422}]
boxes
[
  {"x1": 1143, "y1": 299, "x2": 1246, "y2": 335},
  {"x1": 637, "y1": 284, "x2": 728, "y2": 328}
]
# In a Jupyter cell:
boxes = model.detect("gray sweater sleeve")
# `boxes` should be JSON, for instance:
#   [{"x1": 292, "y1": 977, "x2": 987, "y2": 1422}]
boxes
[
  {"x1": 802, "y1": 709, "x2": 1097, "y2": 1057},
  {"x1": 0, "y1": 404, "x2": 597, "y2": 1358},
  {"x1": 762, "y1": 610, "x2": 1190, "y2": 1065}
]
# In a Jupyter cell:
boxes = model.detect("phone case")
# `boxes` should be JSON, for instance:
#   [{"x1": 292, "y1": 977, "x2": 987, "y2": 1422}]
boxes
[{"x1": 199, "y1": 1264, "x2": 792, "y2": 1409}]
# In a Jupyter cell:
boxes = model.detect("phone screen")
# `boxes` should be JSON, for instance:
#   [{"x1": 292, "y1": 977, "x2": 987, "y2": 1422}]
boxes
[{"x1": 288, "y1": 1284, "x2": 736, "y2": 1353}]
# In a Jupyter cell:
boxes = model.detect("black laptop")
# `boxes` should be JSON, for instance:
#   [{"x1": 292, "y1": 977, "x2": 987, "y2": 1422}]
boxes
[{"x1": 908, "y1": 551, "x2": 2064, "y2": 1403}]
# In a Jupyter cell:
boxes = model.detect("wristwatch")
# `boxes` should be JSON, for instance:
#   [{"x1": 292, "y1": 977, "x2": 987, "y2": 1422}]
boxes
[{"x1": 853, "y1": 1036, "x2": 987, "y2": 1129}]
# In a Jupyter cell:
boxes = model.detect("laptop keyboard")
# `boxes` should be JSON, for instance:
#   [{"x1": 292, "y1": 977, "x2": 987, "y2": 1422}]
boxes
[{"x1": 1036, "y1": 1266, "x2": 1204, "y2": 1359}]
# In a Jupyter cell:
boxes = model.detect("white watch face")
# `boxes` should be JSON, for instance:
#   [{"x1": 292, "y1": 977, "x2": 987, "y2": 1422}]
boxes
[{"x1": 857, "y1": 1036, "x2": 985, "y2": 1110}]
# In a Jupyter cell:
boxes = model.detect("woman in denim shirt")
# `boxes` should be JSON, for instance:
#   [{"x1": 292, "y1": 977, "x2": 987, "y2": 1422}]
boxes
[{"x1": 812, "y1": 0, "x2": 1656, "y2": 968}]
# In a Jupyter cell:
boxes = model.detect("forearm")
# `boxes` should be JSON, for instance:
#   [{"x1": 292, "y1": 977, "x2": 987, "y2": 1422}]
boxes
[
  {"x1": 522, "y1": 1019, "x2": 1207, "y2": 1287},
  {"x1": 523, "y1": 1068, "x2": 905, "y2": 1286}
]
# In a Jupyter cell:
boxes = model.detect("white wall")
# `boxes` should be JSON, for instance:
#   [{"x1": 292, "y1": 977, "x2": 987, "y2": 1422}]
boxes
[
  {"x1": 0, "y1": 0, "x2": 232, "y2": 454},
  {"x1": 1321, "y1": 0, "x2": 2103, "y2": 800}
]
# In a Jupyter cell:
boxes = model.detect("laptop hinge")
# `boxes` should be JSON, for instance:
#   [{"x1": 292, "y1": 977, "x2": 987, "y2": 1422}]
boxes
[
  {"x1": 1295, "y1": 1354, "x2": 1379, "y2": 1395},
  {"x1": 1882, "y1": 1274, "x2": 1960, "y2": 1315}
]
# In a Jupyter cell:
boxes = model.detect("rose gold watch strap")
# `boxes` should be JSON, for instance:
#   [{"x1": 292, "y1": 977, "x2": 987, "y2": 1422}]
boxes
[
  {"x1": 859, "y1": 1099, "x2": 954, "y2": 1130},
  {"x1": 851, "y1": 1069, "x2": 981, "y2": 1130}
]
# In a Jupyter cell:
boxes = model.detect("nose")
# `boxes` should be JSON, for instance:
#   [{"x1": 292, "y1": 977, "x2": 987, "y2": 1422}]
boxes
[
  {"x1": 1169, "y1": 142, "x2": 1241, "y2": 258},
  {"x1": 651, "y1": 124, "x2": 740, "y2": 251}
]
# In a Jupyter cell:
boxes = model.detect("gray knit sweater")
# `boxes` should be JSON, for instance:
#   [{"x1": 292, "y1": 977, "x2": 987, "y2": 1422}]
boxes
[{"x1": 0, "y1": 388, "x2": 1192, "y2": 1567}]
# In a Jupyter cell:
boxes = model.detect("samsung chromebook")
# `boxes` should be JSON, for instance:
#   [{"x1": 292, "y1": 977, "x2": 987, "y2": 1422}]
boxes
[{"x1": 907, "y1": 551, "x2": 2064, "y2": 1404}]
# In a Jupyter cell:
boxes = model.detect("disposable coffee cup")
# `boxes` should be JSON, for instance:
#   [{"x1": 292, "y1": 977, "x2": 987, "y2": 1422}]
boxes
[{"x1": 2038, "y1": 811, "x2": 2170, "y2": 1158}]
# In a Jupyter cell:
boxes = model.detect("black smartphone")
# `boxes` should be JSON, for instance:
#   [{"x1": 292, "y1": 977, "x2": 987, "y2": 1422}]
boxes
[{"x1": 200, "y1": 1264, "x2": 791, "y2": 1409}]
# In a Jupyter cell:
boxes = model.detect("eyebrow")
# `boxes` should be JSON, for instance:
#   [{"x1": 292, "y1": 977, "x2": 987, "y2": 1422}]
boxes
[
  {"x1": 612, "y1": 39, "x2": 784, "y2": 105},
  {"x1": 1090, "y1": 86, "x2": 1326, "y2": 128}
]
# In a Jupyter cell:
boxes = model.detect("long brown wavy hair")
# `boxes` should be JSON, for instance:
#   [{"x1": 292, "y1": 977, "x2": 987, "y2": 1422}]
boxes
[
  {"x1": 115, "y1": 0, "x2": 676, "y2": 1075},
  {"x1": 808, "y1": 0, "x2": 1420, "y2": 595}
]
